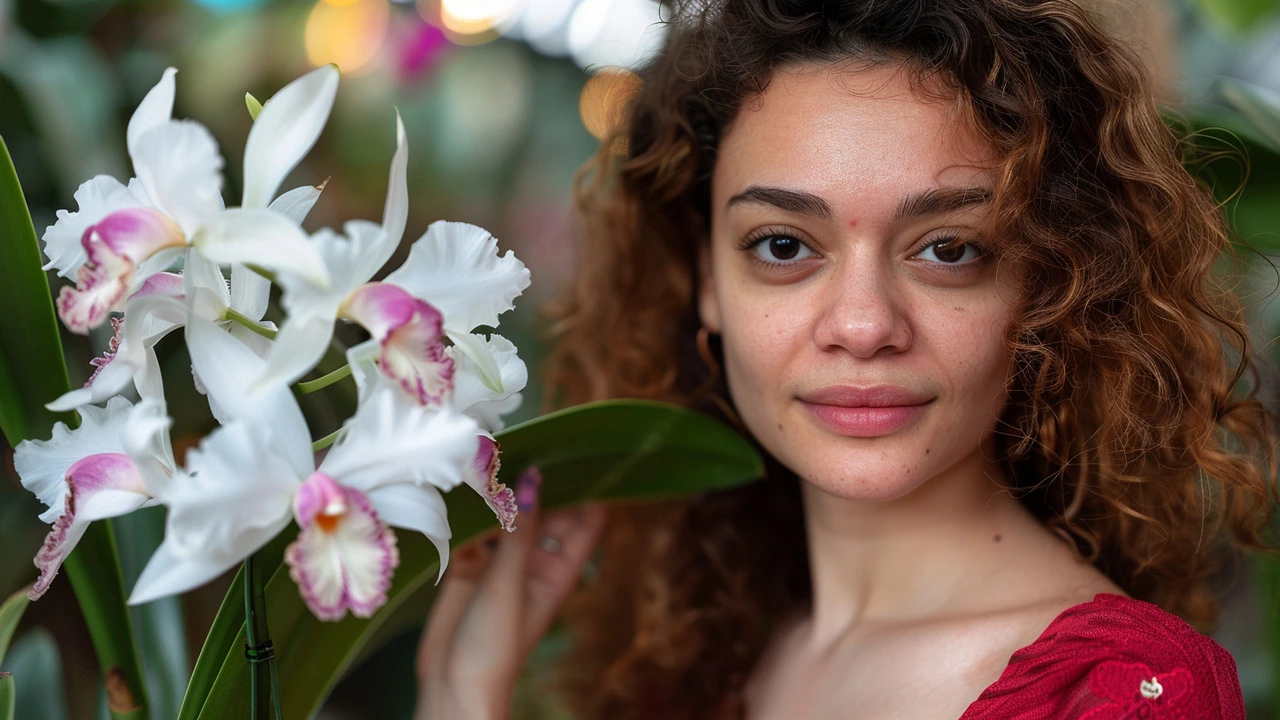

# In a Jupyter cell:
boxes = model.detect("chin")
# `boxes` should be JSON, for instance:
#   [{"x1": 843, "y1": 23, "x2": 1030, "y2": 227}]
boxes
[{"x1": 780, "y1": 443, "x2": 936, "y2": 503}]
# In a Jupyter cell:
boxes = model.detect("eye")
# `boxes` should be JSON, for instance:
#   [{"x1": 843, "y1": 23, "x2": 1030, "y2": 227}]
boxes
[
  {"x1": 915, "y1": 236, "x2": 984, "y2": 265},
  {"x1": 748, "y1": 234, "x2": 816, "y2": 265}
]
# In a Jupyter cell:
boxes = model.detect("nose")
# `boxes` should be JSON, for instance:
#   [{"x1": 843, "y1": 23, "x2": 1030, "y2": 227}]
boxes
[{"x1": 812, "y1": 256, "x2": 912, "y2": 358}]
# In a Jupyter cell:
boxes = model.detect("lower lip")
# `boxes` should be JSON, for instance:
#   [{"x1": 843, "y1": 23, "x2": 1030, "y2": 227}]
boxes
[{"x1": 801, "y1": 401, "x2": 930, "y2": 437}]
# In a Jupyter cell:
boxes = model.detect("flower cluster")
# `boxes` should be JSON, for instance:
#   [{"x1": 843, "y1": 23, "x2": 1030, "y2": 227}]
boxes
[{"x1": 14, "y1": 66, "x2": 529, "y2": 621}]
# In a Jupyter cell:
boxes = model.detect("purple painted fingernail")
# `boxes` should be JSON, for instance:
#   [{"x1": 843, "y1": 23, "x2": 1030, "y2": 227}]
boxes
[{"x1": 515, "y1": 467, "x2": 542, "y2": 512}]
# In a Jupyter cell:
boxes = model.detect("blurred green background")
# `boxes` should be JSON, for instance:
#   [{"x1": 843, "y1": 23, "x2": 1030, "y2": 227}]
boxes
[{"x1": 1, "y1": 0, "x2": 1280, "y2": 717}]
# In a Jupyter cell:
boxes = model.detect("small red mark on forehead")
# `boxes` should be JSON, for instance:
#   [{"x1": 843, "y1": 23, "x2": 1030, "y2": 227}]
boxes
[{"x1": 847, "y1": 218, "x2": 858, "y2": 228}]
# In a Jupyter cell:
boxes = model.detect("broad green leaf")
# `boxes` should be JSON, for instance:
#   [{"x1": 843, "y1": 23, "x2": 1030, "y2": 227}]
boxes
[
  {"x1": 0, "y1": 674, "x2": 11, "y2": 720},
  {"x1": 0, "y1": 136, "x2": 72, "y2": 447},
  {"x1": 116, "y1": 508, "x2": 189, "y2": 720},
  {"x1": 0, "y1": 135, "x2": 150, "y2": 720},
  {"x1": 192, "y1": 400, "x2": 763, "y2": 719},
  {"x1": 0, "y1": 587, "x2": 31, "y2": 665},
  {"x1": 0, "y1": 629, "x2": 66, "y2": 720}
]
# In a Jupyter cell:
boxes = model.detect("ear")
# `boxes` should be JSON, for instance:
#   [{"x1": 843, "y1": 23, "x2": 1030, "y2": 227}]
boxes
[{"x1": 697, "y1": 242, "x2": 722, "y2": 333}]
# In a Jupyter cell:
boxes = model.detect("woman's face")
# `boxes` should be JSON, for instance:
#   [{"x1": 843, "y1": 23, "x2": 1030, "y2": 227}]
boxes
[{"x1": 702, "y1": 63, "x2": 1017, "y2": 502}]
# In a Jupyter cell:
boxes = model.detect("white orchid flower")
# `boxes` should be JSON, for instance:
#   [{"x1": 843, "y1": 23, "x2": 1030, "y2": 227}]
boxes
[
  {"x1": 43, "y1": 65, "x2": 337, "y2": 335},
  {"x1": 44, "y1": 89, "x2": 330, "y2": 412},
  {"x1": 129, "y1": 317, "x2": 489, "y2": 621},
  {"x1": 14, "y1": 396, "x2": 176, "y2": 600},
  {"x1": 258, "y1": 114, "x2": 531, "y2": 407}
]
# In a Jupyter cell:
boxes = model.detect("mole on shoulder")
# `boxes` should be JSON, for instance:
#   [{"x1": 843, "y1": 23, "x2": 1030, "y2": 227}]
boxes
[{"x1": 993, "y1": 534, "x2": 1002, "y2": 543}]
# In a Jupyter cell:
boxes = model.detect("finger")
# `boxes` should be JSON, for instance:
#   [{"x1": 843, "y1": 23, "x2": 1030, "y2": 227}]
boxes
[
  {"x1": 417, "y1": 530, "x2": 502, "y2": 673},
  {"x1": 477, "y1": 468, "x2": 543, "y2": 608},
  {"x1": 519, "y1": 503, "x2": 608, "y2": 653}
]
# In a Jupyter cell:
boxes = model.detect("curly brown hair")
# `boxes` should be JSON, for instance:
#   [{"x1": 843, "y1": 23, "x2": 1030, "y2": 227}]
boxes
[{"x1": 542, "y1": 1, "x2": 1278, "y2": 717}]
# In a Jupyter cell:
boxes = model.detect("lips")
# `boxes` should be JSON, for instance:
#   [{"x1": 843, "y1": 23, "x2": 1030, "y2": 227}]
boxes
[{"x1": 797, "y1": 385, "x2": 934, "y2": 437}]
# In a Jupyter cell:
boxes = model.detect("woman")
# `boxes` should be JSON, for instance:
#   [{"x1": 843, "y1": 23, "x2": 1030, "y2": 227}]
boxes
[{"x1": 415, "y1": 0, "x2": 1277, "y2": 717}]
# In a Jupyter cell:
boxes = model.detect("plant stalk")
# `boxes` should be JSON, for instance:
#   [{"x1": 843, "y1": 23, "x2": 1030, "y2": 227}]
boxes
[
  {"x1": 243, "y1": 553, "x2": 281, "y2": 720},
  {"x1": 225, "y1": 308, "x2": 279, "y2": 340},
  {"x1": 295, "y1": 364, "x2": 352, "y2": 394}
]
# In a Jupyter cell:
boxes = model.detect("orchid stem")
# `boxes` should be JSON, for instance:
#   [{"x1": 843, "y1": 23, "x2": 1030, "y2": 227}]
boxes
[
  {"x1": 243, "y1": 552, "x2": 281, "y2": 720},
  {"x1": 295, "y1": 364, "x2": 352, "y2": 394},
  {"x1": 225, "y1": 308, "x2": 278, "y2": 340},
  {"x1": 311, "y1": 428, "x2": 342, "y2": 453}
]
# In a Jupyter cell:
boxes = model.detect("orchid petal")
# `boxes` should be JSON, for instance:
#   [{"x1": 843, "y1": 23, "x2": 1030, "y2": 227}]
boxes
[
  {"x1": 320, "y1": 385, "x2": 480, "y2": 494},
  {"x1": 342, "y1": 283, "x2": 453, "y2": 405},
  {"x1": 182, "y1": 251, "x2": 231, "y2": 321},
  {"x1": 467, "y1": 435, "x2": 517, "y2": 533},
  {"x1": 345, "y1": 339, "x2": 382, "y2": 403},
  {"x1": 42, "y1": 176, "x2": 144, "y2": 278},
  {"x1": 286, "y1": 473, "x2": 399, "y2": 621},
  {"x1": 447, "y1": 330, "x2": 504, "y2": 396},
  {"x1": 349, "y1": 114, "x2": 409, "y2": 283},
  {"x1": 30, "y1": 453, "x2": 153, "y2": 600},
  {"x1": 15, "y1": 396, "x2": 135, "y2": 521},
  {"x1": 120, "y1": 397, "x2": 176, "y2": 495},
  {"x1": 132, "y1": 271, "x2": 185, "y2": 299},
  {"x1": 267, "y1": 182, "x2": 327, "y2": 224},
  {"x1": 126, "y1": 67, "x2": 177, "y2": 159},
  {"x1": 130, "y1": 421, "x2": 299, "y2": 604},
  {"x1": 186, "y1": 316, "x2": 313, "y2": 476},
  {"x1": 384, "y1": 221, "x2": 530, "y2": 332},
  {"x1": 254, "y1": 313, "x2": 336, "y2": 391},
  {"x1": 235, "y1": 180, "x2": 327, "y2": 317},
  {"x1": 242, "y1": 65, "x2": 339, "y2": 210},
  {"x1": 366, "y1": 482, "x2": 451, "y2": 582},
  {"x1": 47, "y1": 294, "x2": 186, "y2": 411},
  {"x1": 449, "y1": 333, "x2": 527, "y2": 431},
  {"x1": 194, "y1": 208, "x2": 330, "y2": 290},
  {"x1": 132, "y1": 120, "x2": 225, "y2": 236}
]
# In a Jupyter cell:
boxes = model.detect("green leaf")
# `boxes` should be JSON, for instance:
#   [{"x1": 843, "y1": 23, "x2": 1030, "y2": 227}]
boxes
[
  {"x1": 0, "y1": 629, "x2": 66, "y2": 720},
  {"x1": 191, "y1": 400, "x2": 763, "y2": 719},
  {"x1": 0, "y1": 674, "x2": 12, "y2": 720},
  {"x1": 176, "y1": 529, "x2": 295, "y2": 720},
  {"x1": 1217, "y1": 78, "x2": 1280, "y2": 154},
  {"x1": 0, "y1": 587, "x2": 31, "y2": 665},
  {"x1": 1195, "y1": 0, "x2": 1280, "y2": 34},
  {"x1": 0, "y1": 135, "x2": 149, "y2": 720},
  {"x1": 0, "y1": 135, "x2": 72, "y2": 447}
]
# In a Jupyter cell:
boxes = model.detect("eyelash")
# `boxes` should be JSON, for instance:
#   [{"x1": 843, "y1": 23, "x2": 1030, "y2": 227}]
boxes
[{"x1": 737, "y1": 229, "x2": 990, "y2": 273}]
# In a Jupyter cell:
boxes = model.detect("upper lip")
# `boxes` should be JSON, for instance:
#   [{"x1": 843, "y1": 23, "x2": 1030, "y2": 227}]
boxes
[{"x1": 798, "y1": 385, "x2": 934, "y2": 407}]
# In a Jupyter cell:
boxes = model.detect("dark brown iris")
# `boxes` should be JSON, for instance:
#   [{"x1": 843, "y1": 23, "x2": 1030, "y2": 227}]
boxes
[
  {"x1": 933, "y1": 240, "x2": 967, "y2": 263},
  {"x1": 769, "y1": 236, "x2": 801, "y2": 260}
]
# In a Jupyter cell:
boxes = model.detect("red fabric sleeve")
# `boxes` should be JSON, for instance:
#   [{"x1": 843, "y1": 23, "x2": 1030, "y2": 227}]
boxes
[{"x1": 960, "y1": 594, "x2": 1245, "y2": 720}]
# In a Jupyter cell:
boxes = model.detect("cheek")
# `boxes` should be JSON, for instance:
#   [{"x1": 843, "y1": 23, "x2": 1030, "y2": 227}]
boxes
[
  {"x1": 716, "y1": 285, "x2": 811, "y2": 419},
  {"x1": 928, "y1": 297, "x2": 1014, "y2": 423}
]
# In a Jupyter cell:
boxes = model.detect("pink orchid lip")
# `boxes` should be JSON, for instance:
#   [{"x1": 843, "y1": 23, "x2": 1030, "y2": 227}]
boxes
[
  {"x1": 31, "y1": 452, "x2": 148, "y2": 600},
  {"x1": 341, "y1": 283, "x2": 455, "y2": 405},
  {"x1": 471, "y1": 436, "x2": 517, "y2": 532},
  {"x1": 57, "y1": 208, "x2": 185, "y2": 333},
  {"x1": 287, "y1": 472, "x2": 400, "y2": 621}
]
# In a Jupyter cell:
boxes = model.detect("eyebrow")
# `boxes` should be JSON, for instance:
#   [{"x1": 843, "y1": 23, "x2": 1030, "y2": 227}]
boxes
[{"x1": 725, "y1": 185, "x2": 993, "y2": 223}]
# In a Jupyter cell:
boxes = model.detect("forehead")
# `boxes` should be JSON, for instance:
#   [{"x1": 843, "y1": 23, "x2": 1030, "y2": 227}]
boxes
[{"x1": 713, "y1": 63, "x2": 998, "y2": 216}]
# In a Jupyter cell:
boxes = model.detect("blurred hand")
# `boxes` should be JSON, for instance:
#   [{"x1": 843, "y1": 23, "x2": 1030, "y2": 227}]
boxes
[{"x1": 415, "y1": 469, "x2": 608, "y2": 720}]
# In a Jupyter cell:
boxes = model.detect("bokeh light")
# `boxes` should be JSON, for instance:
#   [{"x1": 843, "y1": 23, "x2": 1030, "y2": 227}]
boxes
[
  {"x1": 567, "y1": 0, "x2": 665, "y2": 70},
  {"x1": 438, "y1": 0, "x2": 523, "y2": 42},
  {"x1": 517, "y1": 0, "x2": 577, "y2": 56},
  {"x1": 189, "y1": 0, "x2": 266, "y2": 12},
  {"x1": 578, "y1": 67, "x2": 641, "y2": 153},
  {"x1": 305, "y1": 0, "x2": 392, "y2": 74}
]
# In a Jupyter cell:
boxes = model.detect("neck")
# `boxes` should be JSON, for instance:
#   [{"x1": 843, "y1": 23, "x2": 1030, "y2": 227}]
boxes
[{"x1": 799, "y1": 448, "x2": 1031, "y2": 641}]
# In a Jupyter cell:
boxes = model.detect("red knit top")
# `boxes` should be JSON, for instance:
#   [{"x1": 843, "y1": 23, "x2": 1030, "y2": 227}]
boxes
[{"x1": 960, "y1": 593, "x2": 1245, "y2": 719}]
